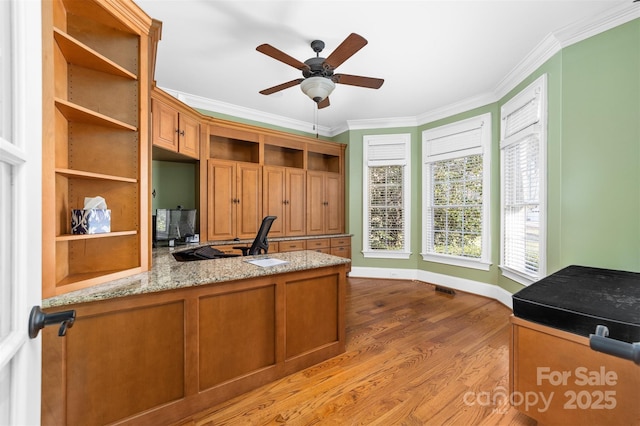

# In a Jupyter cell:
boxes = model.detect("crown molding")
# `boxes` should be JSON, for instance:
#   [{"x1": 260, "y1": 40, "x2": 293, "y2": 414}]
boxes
[
  {"x1": 415, "y1": 91, "x2": 498, "y2": 127},
  {"x1": 555, "y1": 1, "x2": 640, "y2": 48},
  {"x1": 346, "y1": 116, "x2": 418, "y2": 132},
  {"x1": 160, "y1": 5, "x2": 638, "y2": 136},
  {"x1": 160, "y1": 87, "x2": 333, "y2": 137}
]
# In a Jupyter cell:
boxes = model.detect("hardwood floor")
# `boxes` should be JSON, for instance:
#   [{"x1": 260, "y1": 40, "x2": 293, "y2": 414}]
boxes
[{"x1": 173, "y1": 278, "x2": 537, "y2": 425}]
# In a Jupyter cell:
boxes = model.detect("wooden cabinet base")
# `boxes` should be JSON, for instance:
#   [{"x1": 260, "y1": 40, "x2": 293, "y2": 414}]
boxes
[
  {"x1": 42, "y1": 264, "x2": 346, "y2": 425},
  {"x1": 510, "y1": 316, "x2": 640, "y2": 425}
]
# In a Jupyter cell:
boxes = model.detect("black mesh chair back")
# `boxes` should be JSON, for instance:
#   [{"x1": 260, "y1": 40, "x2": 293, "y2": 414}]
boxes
[{"x1": 234, "y1": 216, "x2": 277, "y2": 256}]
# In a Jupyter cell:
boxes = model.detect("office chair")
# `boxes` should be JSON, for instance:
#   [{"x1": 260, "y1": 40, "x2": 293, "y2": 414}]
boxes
[{"x1": 233, "y1": 216, "x2": 277, "y2": 256}]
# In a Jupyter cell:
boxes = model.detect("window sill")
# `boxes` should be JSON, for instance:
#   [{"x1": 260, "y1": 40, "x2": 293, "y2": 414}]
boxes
[
  {"x1": 420, "y1": 253, "x2": 491, "y2": 271},
  {"x1": 499, "y1": 265, "x2": 538, "y2": 286},
  {"x1": 362, "y1": 250, "x2": 411, "y2": 260}
]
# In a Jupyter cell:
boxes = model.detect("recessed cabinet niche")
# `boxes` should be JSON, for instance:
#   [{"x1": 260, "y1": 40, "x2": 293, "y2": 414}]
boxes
[{"x1": 42, "y1": 0, "x2": 152, "y2": 297}]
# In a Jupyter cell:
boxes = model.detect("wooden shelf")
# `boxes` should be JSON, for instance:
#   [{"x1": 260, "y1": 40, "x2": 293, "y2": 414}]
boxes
[
  {"x1": 55, "y1": 168, "x2": 137, "y2": 183},
  {"x1": 56, "y1": 230, "x2": 137, "y2": 242},
  {"x1": 42, "y1": 0, "x2": 151, "y2": 300},
  {"x1": 54, "y1": 28, "x2": 137, "y2": 80},
  {"x1": 54, "y1": 267, "x2": 142, "y2": 289},
  {"x1": 55, "y1": 98, "x2": 137, "y2": 131}
]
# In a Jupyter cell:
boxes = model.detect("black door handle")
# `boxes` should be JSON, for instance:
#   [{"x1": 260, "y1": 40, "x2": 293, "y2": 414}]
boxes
[{"x1": 28, "y1": 306, "x2": 76, "y2": 339}]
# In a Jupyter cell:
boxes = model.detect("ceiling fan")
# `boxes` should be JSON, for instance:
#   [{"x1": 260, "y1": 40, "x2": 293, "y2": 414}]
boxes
[{"x1": 257, "y1": 33, "x2": 384, "y2": 109}]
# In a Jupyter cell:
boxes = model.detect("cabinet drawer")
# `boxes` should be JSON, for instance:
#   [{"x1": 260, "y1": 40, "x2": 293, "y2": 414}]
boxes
[
  {"x1": 312, "y1": 248, "x2": 331, "y2": 255},
  {"x1": 278, "y1": 240, "x2": 306, "y2": 252},
  {"x1": 330, "y1": 237, "x2": 350, "y2": 247},
  {"x1": 307, "y1": 238, "x2": 330, "y2": 249},
  {"x1": 330, "y1": 245, "x2": 351, "y2": 258}
]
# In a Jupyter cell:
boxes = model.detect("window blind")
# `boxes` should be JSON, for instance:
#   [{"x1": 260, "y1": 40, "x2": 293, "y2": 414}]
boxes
[
  {"x1": 421, "y1": 113, "x2": 491, "y2": 267},
  {"x1": 500, "y1": 74, "x2": 546, "y2": 283},
  {"x1": 502, "y1": 135, "x2": 540, "y2": 276},
  {"x1": 363, "y1": 134, "x2": 411, "y2": 256}
]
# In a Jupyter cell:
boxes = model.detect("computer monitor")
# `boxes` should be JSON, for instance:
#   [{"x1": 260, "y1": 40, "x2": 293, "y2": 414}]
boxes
[{"x1": 154, "y1": 208, "x2": 196, "y2": 242}]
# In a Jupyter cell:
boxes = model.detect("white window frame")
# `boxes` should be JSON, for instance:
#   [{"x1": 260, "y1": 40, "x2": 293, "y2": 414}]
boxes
[
  {"x1": 362, "y1": 133, "x2": 411, "y2": 259},
  {"x1": 500, "y1": 74, "x2": 547, "y2": 285},
  {"x1": 421, "y1": 113, "x2": 492, "y2": 270}
]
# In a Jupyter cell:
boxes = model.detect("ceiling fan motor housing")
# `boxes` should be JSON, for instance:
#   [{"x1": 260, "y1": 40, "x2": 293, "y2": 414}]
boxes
[{"x1": 303, "y1": 57, "x2": 334, "y2": 78}]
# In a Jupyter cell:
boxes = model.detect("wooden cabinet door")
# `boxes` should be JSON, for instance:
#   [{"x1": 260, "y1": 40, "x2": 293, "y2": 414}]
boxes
[
  {"x1": 263, "y1": 166, "x2": 285, "y2": 238},
  {"x1": 152, "y1": 98, "x2": 179, "y2": 152},
  {"x1": 325, "y1": 173, "x2": 342, "y2": 234},
  {"x1": 179, "y1": 113, "x2": 200, "y2": 159},
  {"x1": 306, "y1": 171, "x2": 325, "y2": 235},
  {"x1": 207, "y1": 160, "x2": 236, "y2": 241},
  {"x1": 286, "y1": 168, "x2": 306, "y2": 236},
  {"x1": 306, "y1": 171, "x2": 343, "y2": 235},
  {"x1": 236, "y1": 163, "x2": 262, "y2": 239}
]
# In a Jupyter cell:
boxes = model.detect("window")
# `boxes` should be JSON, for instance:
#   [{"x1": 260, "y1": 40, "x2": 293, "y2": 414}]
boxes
[
  {"x1": 363, "y1": 134, "x2": 411, "y2": 259},
  {"x1": 422, "y1": 113, "x2": 492, "y2": 270},
  {"x1": 500, "y1": 74, "x2": 547, "y2": 285}
]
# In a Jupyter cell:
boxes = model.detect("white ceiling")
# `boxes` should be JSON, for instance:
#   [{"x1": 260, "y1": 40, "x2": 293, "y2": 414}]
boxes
[{"x1": 136, "y1": 0, "x2": 634, "y2": 134}]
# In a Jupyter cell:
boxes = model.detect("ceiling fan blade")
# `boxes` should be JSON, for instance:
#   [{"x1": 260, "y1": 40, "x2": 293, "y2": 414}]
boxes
[
  {"x1": 317, "y1": 97, "x2": 330, "y2": 109},
  {"x1": 323, "y1": 33, "x2": 368, "y2": 69},
  {"x1": 259, "y1": 78, "x2": 304, "y2": 95},
  {"x1": 333, "y1": 74, "x2": 384, "y2": 89},
  {"x1": 256, "y1": 44, "x2": 310, "y2": 71}
]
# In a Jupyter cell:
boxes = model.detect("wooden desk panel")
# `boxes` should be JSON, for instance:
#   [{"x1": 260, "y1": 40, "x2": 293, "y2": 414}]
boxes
[
  {"x1": 43, "y1": 263, "x2": 347, "y2": 425},
  {"x1": 510, "y1": 316, "x2": 640, "y2": 425}
]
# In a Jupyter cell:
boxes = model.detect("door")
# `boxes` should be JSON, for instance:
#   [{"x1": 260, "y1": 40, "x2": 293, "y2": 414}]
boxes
[
  {"x1": 179, "y1": 112, "x2": 200, "y2": 159},
  {"x1": 236, "y1": 163, "x2": 262, "y2": 239},
  {"x1": 151, "y1": 98, "x2": 179, "y2": 152},
  {"x1": 325, "y1": 173, "x2": 343, "y2": 234},
  {"x1": 306, "y1": 171, "x2": 325, "y2": 235},
  {"x1": 285, "y1": 168, "x2": 306, "y2": 236},
  {"x1": 207, "y1": 159, "x2": 236, "y2": 240},
  {"x1": 263, "y1": 166, "x2": 285, "y2": 237},
  {"x1": 0, "y1": 1, "x2": 43, "y2": 424}
]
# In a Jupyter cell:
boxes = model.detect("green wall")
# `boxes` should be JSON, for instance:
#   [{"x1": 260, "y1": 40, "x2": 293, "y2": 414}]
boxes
[
  {"x1": 344, "y1": 18, "x2": 640, "y2": 294},
  {"x1": 559, "y1": 20, "x2": 640, "y2": 271},
  {"x1": 152, "y1": 161, "x2": 197, "y2": 212}
]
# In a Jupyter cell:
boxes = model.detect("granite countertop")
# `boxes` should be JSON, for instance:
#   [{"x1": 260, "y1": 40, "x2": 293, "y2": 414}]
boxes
[{"x1": 43, "y1": 248, "x2": 351, "y2": 309}]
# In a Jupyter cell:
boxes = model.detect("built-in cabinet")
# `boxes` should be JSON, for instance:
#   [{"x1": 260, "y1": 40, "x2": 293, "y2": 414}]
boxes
[
  {"x1": 207, "y1": 159, "x2": 262, "y2": 240},
  {"x1": 151, "y1": 89, "x2": 200, "y2": 159},
  {"x1": 263, "y1": 166, "x2": 306, "y2": 237},
  {"x1": 203, "y1": 119, "x2": 346, "y2": 242},
  {"x1": 41, "y1": 0, "x2": 152, "y2": 298},
  {"x1": 149, "y1": 93, "x2": 348, "y2": 254},
  {"x1": 307, "y1": 171, "x2": 343, "y2": 235}
]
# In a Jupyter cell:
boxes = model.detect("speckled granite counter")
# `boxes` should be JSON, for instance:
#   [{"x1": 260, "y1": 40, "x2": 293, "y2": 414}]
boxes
[{"x1": 43, "y1": 248, "x2": 350, "y2": 308}]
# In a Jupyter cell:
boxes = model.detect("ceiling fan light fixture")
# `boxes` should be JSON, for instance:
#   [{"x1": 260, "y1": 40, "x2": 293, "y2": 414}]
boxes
[{"x1": 300, "y1": 76, "x2": 335, "y2": 103}]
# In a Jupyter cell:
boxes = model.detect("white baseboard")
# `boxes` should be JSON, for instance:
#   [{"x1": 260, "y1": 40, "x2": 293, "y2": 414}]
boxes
[{"x1": 349, "y1": 266, "x2": 513, "y2": 309}]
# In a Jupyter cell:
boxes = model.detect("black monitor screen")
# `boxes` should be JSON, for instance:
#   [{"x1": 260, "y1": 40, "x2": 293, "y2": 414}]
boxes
[
  {"x1": 168, "y1": 209, "x2": 196, "y2": 240},
  {"x1": 155, "y1": 209, "x2": 196, "y2": 241}
]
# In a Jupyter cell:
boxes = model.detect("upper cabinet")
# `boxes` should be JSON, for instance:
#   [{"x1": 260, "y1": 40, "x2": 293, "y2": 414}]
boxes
[
  {"x1": 41, "y1": 0, "x2": 153, "y2": 298},
  {"x1": 201, "y1": 119, "x2": 346, "y2": 240},
  {"x1": 151, "y1": 88, "x2": 200, "y2": 160}
]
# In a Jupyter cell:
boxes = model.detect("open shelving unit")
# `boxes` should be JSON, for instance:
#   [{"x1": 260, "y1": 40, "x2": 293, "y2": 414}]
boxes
[{"x1": 42, "y1": 0, "x2": 152, "y2": 298}]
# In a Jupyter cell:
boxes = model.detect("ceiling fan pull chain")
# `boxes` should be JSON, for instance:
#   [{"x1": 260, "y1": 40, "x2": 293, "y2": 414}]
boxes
[{"x1": 313, "y1": 103, "x2": 318, "y2": 138}]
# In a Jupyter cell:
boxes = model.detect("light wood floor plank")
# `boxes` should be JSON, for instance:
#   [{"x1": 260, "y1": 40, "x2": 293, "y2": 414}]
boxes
[{"x1": 173, "y1": 278, "x2": 537, "y2": 426}]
